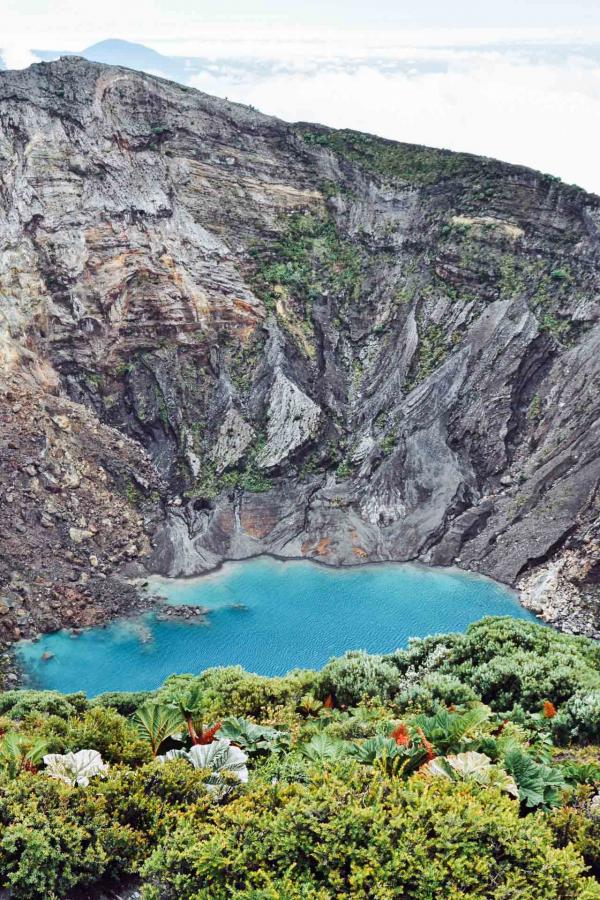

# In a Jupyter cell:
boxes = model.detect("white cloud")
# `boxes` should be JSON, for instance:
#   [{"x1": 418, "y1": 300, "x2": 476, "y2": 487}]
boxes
[
  {"x1": 0, "y1": 46, "x2": 40, "y2": 70},
  {"x1": 189, "y1": 54, "x2": 600, "y2": 194}
]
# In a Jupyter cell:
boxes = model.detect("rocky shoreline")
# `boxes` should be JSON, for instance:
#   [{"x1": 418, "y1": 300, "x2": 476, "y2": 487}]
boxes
[{"x1": 517, "y1": 542, "x2": 600, "y2": 640}]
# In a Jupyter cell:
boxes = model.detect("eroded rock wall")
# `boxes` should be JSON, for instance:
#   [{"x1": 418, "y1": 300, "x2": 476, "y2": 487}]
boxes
[{"x1": 0, "y1": 57, "x2": 599, "y2": 641}]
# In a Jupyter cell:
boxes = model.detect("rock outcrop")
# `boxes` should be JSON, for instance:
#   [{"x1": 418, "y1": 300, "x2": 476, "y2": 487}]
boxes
[{"x1": 0, "y1": 56, "x2": 598, "y2": 644}]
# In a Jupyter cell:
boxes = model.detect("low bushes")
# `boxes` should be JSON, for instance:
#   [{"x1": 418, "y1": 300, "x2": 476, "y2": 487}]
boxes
[
  {"x1": 0, "y1": 616, "x2": 598, "y2": 898},
  {"x1": 141, "y1": 771, "x2": 600, "y2": 900}
]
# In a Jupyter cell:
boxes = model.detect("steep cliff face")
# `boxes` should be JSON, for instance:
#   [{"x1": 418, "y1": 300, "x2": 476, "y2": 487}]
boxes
[{"x1": 0, "y1": 57, "x2": 599, "y2": 644}]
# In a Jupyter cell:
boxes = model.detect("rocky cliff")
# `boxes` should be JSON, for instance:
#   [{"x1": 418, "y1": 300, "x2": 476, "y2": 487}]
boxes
[{"x1": 0, "y1": 56, "x2": 599, "y2": 649}]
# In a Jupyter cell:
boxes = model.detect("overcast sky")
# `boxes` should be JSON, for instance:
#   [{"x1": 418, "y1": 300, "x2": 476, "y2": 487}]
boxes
[
  {"x1": 2, "y1": 0, "x2": 600, "y2": 40},
  {"x1": 1, "y1": 1, "x2": 600, "y2": 193}
]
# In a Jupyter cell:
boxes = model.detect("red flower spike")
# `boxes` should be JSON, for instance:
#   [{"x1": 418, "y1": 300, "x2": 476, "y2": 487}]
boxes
[
  {"x1": 415, "y1": 726, "x2": 436, "y2": 761},
  {"x1": 390, "y1": 723, "x2": 410, "y2": 747},
  {"x1": 323, "y1": 694, "x2": 334, "y2": 709},
  {"x1": 542, "y1": 700, "x2": 557, "y2": 719}
]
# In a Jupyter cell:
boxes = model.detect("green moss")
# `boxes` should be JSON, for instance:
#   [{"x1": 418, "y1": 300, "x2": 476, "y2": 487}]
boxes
[
  {"x1": 380, "y1": 430, "x2": 398, "y2": 456},
  {"x1": 528, "y1": 394, "x2": 543, "y2": 422},
  {"x1": 407, "y1": 323, "x2": 450, "y2": 388},
  {"x1": 302, "y1": 127, "x2": 489, "y2": 186},
  {"x1": 335, "y1": 459, "x2": 354, "y2": 478},
  {"x1": 154, "y1": 385, "x2": 169, "y2": 428},
  {"x1": 551, "y1": 267, "x2": 572, "y2": 282},
  {"x1": 124, "y1": 480, "x2": 143, "y2": 507},
  {"x1": 539, "y1": 314, "x2": 575, "y2": 344},
  {"x1": 250, "y1": 211, "x2": 364, "y2": 319},
  {"x1": 184, "y1": 463, "x2": 220, "y2": 501},
  {"x1": 240, "y1": 468, "x2": 272, "y2": 493}
]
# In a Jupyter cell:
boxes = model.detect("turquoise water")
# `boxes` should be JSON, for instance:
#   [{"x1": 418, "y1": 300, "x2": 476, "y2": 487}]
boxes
[{"x1": 17, "y1": 558, "x2": 536, "y2": 696}]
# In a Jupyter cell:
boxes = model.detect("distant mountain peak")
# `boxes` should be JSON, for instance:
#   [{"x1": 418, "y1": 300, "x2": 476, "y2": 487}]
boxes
[{"x1": 81, "y1": 38, "x2": 167, "y2": 67}]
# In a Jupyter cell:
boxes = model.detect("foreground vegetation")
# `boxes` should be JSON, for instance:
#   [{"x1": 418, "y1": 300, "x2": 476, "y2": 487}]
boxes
[{"x1": 0, "y1": 617, "x2": 599, "y2": 898}]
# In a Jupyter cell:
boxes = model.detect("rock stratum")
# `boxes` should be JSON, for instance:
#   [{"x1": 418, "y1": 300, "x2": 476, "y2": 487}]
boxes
[{"x1": 0, "y1": 57, "x2": 599, "y2": 649}]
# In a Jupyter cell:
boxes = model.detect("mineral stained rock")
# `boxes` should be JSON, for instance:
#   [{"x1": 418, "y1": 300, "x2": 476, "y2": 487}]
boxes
[{"x1": 0, "y1": 56, "x2": 598, "y2": 642}]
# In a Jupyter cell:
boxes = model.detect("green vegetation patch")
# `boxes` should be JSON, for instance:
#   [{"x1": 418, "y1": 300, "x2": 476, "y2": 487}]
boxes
[
  {"x1": 1, "y1": 618, "x2": 600, "y2": 898},
  {"x1": 302, "y1": 127, "x2": 491, "y2": 186},
  {"x1": 250, "y1": 211, "x2": 364, "y2": 316},
  {"x1": 406, "y1": 322, "x2": 454, "y2": 389}
]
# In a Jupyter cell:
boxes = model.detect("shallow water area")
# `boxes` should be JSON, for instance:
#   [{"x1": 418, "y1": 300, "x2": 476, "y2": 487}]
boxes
[{"x1": 17, "y1": 557, "x2": 536, "y2": 696}]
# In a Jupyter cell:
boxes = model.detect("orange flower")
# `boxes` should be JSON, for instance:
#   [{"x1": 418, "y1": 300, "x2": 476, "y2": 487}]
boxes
[
  {"x1": 542, "y1": 700, "x2": 557, "y2": 719},
  {"x1": 415, "y1": 726, "x2": 436, "y2": 761},
  {"x1": 390, "y1": 723, "x2": 410, "y2": 747},
  {"x1": 195, "y1": 722, "x2": 222, "y2": 745},
  {"x1": 323, "y1": 694, "x2": 335, "y2": 709}
]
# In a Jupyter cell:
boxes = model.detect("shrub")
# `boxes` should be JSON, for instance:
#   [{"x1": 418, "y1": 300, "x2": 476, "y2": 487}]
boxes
[
  {"x1": 0, "y1": 691, "x2": 87, "y2": 721},
  {"x1": 192, "y1": 667, "x2": 316, "y2": 718},
  {"x1": 0, "y1": 774, "x2": 141, "y2": 899},
  {"x1": 456, "y1": 618, "x2": 600, "y2": 670},
  {"x1": 451, "y1": 618, "x2": 600, "y2": 711},
  {"x1": 396, "y1": 673, "x2": 478, "y2": 713},
  {"x1": 549, "y1": 795, "x2": 600, "y2": 878},
  {"x1": 91, "y1": 691, "x2": 153, "y2": 716},
  {"x1": 387, "y1": 633, "x2": 460, "y2": 675},
  {"x1": 553, "y1": 691, "x2": 600, "y2": 745},
  {"x1": 140, "y1": 767, "x2": 600, "y2": 899},
  {"x1": 64, "y1": 707, "x2": 153, "y2": 765},
  {"x1": 0, "y1": 761, "x2": 217, "y2": 898},
  {"x1": 316, "y1": 651, "x2": 400, "y2": 706}
]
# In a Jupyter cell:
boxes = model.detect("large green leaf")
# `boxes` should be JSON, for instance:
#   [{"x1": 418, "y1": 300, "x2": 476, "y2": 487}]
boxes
[
  {"x1": 0, "y1": 733, "x2": 49, "y2": 779},
  {"x1": 423, "y1": 751, "x2": 518, "y2": 797},
  {"x1": 411, "y1": 703, "x2": 491, "y2": 754},
  {"x1": 133, "y1": 702, "x2": 183, "y2": 756},
  {"x1": 218, "y1": 717, "x2": 290, "y2": 754},
  {"x1": 504, "y1": 749, "x2": 566, "y2": 809},
  {"x1": 299, "y1": 733, "x2": 347, "y2": 763},
  {"x1": 158, "y1": 739, "x2": 249, "y2": 796}
]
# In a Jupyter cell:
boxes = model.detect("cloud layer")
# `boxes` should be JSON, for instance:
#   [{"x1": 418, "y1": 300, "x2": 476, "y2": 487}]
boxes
[{"x1": 188, "y1": 46, "x2": 600, "y2": 194}]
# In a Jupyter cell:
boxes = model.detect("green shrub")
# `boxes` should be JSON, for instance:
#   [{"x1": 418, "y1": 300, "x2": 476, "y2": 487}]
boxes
[
  {"x1": 316, "y1": 650, "x2": 400, "y2": 706},
  {"x1": 553, "y1": 691, "x2": 600, "y2": 745},
  {"x1": 396, "y1": 673, "x2": 479, "y2": 713},
  {"x1": 64, "y1": 707, "x2": 153, "y2": 765},
  {"x1": 0, "y1": 774, "x2": 141, "y2": 899},
  {"x1": 0, "y1": 691, "x2": 87, "y2": 721},
  {"x1": 91, "y1": 691, "x2": 153, "y2": 716},
  {"x1": 387, "y1": 632, "x2": 460, "y2": 674},
  {"x1": 0, "y1": 761, "x2": 216, "y2": 898},
  {"x1": 189, "y1": 667, "x2": 316, "y2": 719},
  {"x1": 140, "y1": 767, "x2": 600, "y2": 899},
  {"x1": 549, "y1": 794, "x2": 600, "y2": 878},
  {"x1": 449, "y1": 618, "x2": 600, "y2": 711}
]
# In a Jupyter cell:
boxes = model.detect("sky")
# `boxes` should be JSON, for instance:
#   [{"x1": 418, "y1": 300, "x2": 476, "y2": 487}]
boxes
[{"x1": 1, "y1": 1, "x2": 600, "y2": 193}]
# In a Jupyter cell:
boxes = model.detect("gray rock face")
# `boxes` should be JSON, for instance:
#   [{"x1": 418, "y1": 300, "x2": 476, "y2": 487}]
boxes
[
  {"x1": 0, "y1": 57, "x2": 599, "y2": 636},
  {"x1": 212, "y1": 407, "x2": 255, "y2": 473},
  {"x1": 257, "y1": 370, "x2": 322, "y2": 469}
]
